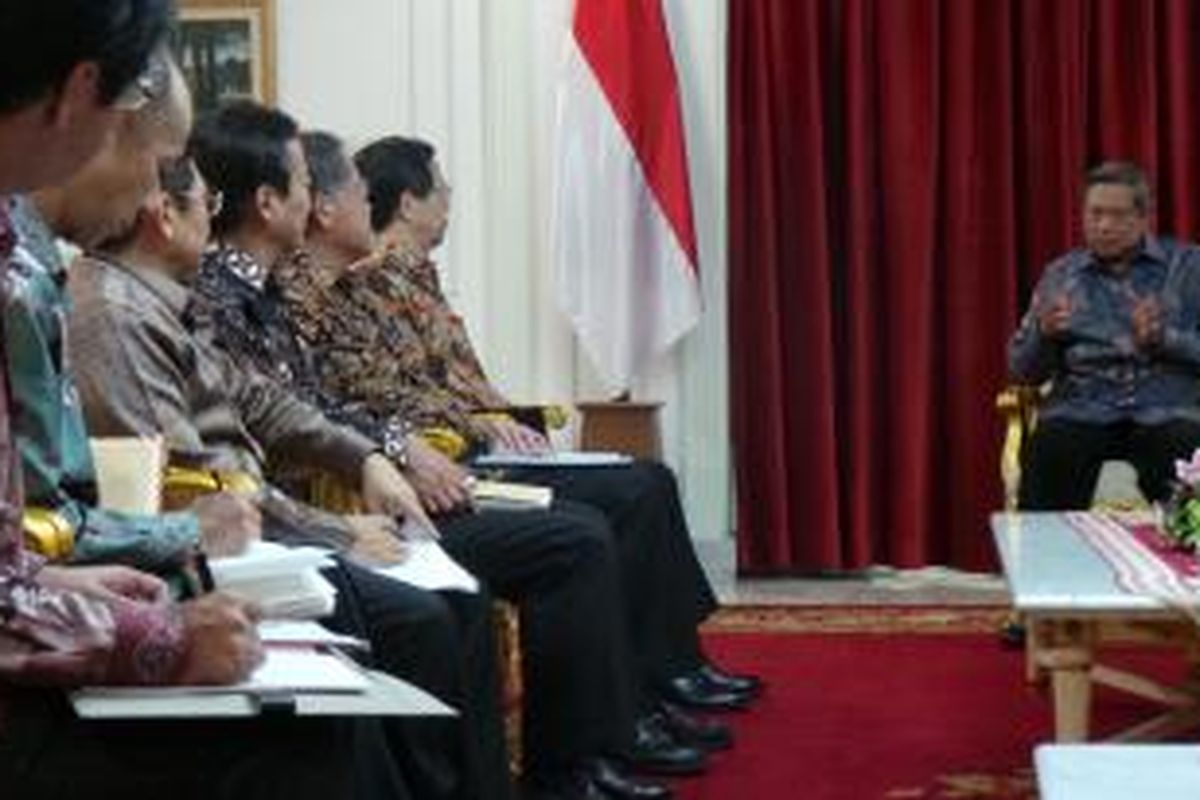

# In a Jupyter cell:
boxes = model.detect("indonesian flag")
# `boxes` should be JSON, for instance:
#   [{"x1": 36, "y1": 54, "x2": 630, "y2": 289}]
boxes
[{"x1": 552, "y1": 0, "x2": 701, "y2": 391}]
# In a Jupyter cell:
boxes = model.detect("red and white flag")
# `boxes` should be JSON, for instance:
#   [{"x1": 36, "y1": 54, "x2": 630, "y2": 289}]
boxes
[{"x1": 552, "y1": 0, "x2": 700, "y2": 391}]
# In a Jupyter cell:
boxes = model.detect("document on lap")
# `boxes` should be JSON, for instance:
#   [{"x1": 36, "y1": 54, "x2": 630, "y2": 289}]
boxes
[
  {"x1": 473, "y1": 450, "x2": 634, "y2": 468},
  {"x1": 375, "y1": 539, "x2": 480, "y2": 594},
  {"x1": 71, "y1": 634, "x2": 457, "y2": 719},
  {"x1": 208, "y1": 540, "x2": 338, "y2": 619}
]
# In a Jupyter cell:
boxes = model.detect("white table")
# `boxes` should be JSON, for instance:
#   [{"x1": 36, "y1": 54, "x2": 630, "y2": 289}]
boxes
[
  {"x1": 1036, "y1": 744, "x2": 1200, "y2": 800},
  {"x1": 992, "y1": 512, "x2": 1200, "y2": 742}
]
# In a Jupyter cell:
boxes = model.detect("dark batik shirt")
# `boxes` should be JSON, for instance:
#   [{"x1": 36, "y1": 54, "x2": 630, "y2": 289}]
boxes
[
  {"x1": 193, "y1": 246, "x2": 409, "y2": 463},
  {"x1": 1009, "y1": 236, "x2": 1200, "y2": 424},
  {"x1": 280, "y1": 249, "x2": 489, "y2": 448},
  {"x1": 386, "y1": 255, "x2": 508, "y2": 410}
]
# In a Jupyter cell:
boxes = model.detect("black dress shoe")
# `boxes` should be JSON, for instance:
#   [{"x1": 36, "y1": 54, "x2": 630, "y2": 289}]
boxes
[
  {"x1": 695, "y1": 660, "x2": 764, "y2": 698},
  {"x1": 629, "y1": 713, "x2": 708, "y2": 775},
  {"x1": 661, "y1": 671, "x2": 752, "y2": 712},
  {"x1": 658, "y1": 701, "x2": 733, "y2": 751},
  {"x1": 584, "y1": 758, "x2": 673, "y2": 799}
]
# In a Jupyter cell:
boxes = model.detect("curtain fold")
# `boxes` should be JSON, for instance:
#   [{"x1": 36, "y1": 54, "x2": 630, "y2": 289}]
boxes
[{"x1": 730, "y1": 0, "x2": 1200, "y2": 573}]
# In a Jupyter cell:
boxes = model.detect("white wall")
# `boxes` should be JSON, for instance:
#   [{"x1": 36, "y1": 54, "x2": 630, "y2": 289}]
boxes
[{"x1": 276, "y1": 0, "x2": 731, "y2": 539}]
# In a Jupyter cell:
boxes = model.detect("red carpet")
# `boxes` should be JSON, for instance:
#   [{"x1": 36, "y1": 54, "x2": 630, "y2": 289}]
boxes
[{"x1": 671, "y1": 607, "x2": 1190, "y2": 800}]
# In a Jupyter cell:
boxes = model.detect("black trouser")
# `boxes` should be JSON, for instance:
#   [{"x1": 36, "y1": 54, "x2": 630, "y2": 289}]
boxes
[
  {"x1": 322, "y1": 559, "x2": 508, "y2": 800},
  {"x1": 0, "y1": 690, "x2": 407, "y2": 800},
  {"x1": 436, "y1": 501, "x2": 636, "y2": 776},
  {"x1": 1019, "y1": 417, "x2": 1200, "y2": 510},
  {"x1": 502, "y1": 461, "x2": 719, "y2": 704}
]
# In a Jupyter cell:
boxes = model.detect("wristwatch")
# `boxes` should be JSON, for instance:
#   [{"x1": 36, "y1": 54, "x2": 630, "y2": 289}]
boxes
[{"x1": 381, "y1": 416, "x2": 411, "y2": 469}]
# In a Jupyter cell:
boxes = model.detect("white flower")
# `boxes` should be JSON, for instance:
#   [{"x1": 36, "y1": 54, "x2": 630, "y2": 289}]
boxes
[{"x1": 1174, "y1": 448, "x2": 1200, "y2": 487}]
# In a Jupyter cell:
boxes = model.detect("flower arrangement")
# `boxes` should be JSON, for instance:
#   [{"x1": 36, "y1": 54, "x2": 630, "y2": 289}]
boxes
[{"x1": 1164, "y1": 449, "x2": 1200, "y2": 551}]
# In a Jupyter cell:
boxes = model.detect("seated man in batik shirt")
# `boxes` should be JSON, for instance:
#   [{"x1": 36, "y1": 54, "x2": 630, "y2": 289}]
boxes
[
  {"x1": 283, "y1": 133, "x2": 758, "y2": 760},
  {"x1": 187, "y1": 103, "x2": 686, "y2": 800},
  {"x1": 1009, "y1": 161, "x2": 1200, "y2": 509}
]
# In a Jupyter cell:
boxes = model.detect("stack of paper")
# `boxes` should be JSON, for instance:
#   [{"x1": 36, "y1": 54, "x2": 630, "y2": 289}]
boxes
[
  {"x1": 209, "y1": 541, "x2": 338, "y2": 619},
  {"x1": 377, "y1": 540, "x2": 479, "y2": 593},
  {"x1": 473, "y1": 450, "x2": 634, "y2": 468},
  {"x1": 472, "y1": 479, "x2": 553, "y2": 510}
]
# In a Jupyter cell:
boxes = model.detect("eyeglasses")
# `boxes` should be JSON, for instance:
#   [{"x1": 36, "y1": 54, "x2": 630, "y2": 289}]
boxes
[{"x1": 205, "y1": 190, "x2": 224, "y2": 218}]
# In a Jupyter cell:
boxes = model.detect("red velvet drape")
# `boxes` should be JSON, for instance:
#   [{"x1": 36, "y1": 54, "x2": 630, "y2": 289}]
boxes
[{"x1": 729, "y1": 0, "x2": 1200, "y2": 573}]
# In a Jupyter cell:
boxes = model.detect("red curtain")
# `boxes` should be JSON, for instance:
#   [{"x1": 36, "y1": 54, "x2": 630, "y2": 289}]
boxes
[{"x1": 729, "y1": 0, "x2": 1200, "y2": 573}]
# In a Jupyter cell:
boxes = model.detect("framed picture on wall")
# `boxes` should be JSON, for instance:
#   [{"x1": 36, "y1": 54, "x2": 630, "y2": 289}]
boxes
[{"x1": 173, "y1": 0, "x2": 277, "y2": 113}]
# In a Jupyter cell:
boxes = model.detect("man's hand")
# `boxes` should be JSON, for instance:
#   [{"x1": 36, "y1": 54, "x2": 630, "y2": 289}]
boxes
[
  {"x1": 361, "y1": 452, "x2": 436, "y2": 534},
  {"x1": 481, "y1": 417, "x2": 552, "y2": 455},
  {"x1": 37, "y1": 564, "x2": 168, "y2": 606},
  {"x1": 1132, "y1": 296, "x2": 1165, "y2": 350},
  {"x1": 344, "y1": 514, "x2": 408, "y2": 565},
  {"x1": 175, "y1": 593, "x2": 264, "y2": 685},
  {"x1": 403, "y1": 435, "x2": 474, "y2": 515},
  {"x1": 192, "y1": 492, "x2": 262, "y2": 557},
  {"x1": 1037, "y1": 291, "x2": 1074, "y2": 338}
]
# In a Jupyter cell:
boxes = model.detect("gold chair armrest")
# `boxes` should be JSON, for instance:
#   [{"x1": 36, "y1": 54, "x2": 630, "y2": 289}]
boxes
[
  {"x1": 421, "y1": 427, "x2": 469, "y2": 461},
  {"x1": 161, "y1": 466, "x2": 262, "y2": 511},
  {"x1": 22, "y1": 508, "x2": 75, "y2": 560}
]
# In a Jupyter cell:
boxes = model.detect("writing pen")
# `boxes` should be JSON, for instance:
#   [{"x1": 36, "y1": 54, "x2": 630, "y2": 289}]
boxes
[{"x1": 194, "y1": 549, "x2": 216, "y2": 594}]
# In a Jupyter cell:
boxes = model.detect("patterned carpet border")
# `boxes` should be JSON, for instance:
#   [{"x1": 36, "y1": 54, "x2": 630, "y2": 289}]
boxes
[{"x1": 702, "y1": 605, "x2": 1011, "y2": 635}]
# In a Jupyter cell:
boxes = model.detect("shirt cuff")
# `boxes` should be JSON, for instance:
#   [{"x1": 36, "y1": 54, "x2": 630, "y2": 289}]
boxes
[{"x1": 107, "y1": 600, "x2": 186, "y2": 685}]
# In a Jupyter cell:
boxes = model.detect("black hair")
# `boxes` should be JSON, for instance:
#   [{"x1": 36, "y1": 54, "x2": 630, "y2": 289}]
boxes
[
  {"x1": 1085, "y1": 161, "x2": 1151, "y2": 214},
  {"x1": 301, "y1": 131, "x2": 352, "y2": 196},
  {"x1": 188, "y1": 100, "x2": 298, "y2": 237},
  {"x1": 0, "y1": 0, "x2": 173, "y2": 115},
  {"x1": 353, "y1": 136, "x2": 436, "y2": 232}
]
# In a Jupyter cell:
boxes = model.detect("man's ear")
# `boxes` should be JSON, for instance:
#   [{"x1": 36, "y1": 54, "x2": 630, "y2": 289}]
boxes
[
  {"x1": 47, "y1": 62, "x2": 104, "y2": 129},
  {"x1": 397, "y1": 190, "x2": 416, "y2": 221},
  {"x1": 254, "y1": 184, "x2": 278, "y2": 225},
  {"x1": 310, "y1": 193, "x2": 335, "y2": 232},
  {"x1": 145, "y1": 191, "x2": 175, "y2": 242}
]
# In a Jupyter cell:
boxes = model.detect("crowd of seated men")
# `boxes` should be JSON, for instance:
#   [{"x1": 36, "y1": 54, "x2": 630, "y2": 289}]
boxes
[{"x1": 0, "y1": 3, "x2": 764, "y2": 799}]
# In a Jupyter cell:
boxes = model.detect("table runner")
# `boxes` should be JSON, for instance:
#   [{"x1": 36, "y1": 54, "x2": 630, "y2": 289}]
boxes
[{"x1": 1063, "y1": 511, "x2": 1200, "y2": 611}]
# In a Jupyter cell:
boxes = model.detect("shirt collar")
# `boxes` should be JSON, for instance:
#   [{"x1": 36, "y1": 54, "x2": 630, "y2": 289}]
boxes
[
  {"x1": 210, "y1": 243, "x2": 269, "y2": 291},
  {"x1": 1084, "y1": 235, "x2": 1168, "y2": 272},
  {"x1": 97, "y1": 254, "x2": 194, "y2": 320}
]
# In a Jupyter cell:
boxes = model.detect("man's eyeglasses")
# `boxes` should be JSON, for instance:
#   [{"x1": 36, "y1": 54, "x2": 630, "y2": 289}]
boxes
[{"x1": 204, "y1": 190, "x2": 224, "y2": 218}]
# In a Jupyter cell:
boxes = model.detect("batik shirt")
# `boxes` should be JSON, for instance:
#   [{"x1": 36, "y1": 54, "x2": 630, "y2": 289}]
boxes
[
  {"x1": 385, "y1": 254, "x2": 508, "y2": 411},
  {"x1": 5, "y1": 197, "x2": 199, "y2": 572},
  {"x1": 281, "y1": 249, "x2": 490, "y2": 447},
  {"x1": 193, "y1": 247, "x2": 408, "y2": 464},
  {"x1": 0, "y1": 200, "x2": 183, "y2": 709},
  {"x1": 66, "y1": 254, "x2": 376, "y2": 550},
  {"x1": 1009, "y1": 236, "x2": 1200, "y2": 424}
]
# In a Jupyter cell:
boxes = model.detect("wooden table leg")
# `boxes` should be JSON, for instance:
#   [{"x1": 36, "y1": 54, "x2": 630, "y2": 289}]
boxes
[{"x1": 1036, "y1": 620, "x2": 1095, "y2": 742}]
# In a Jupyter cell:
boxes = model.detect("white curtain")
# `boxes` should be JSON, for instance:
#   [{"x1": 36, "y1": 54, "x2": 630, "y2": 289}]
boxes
[{"x1": 276, "y1": 0, "x2": 731, "y2": 540}]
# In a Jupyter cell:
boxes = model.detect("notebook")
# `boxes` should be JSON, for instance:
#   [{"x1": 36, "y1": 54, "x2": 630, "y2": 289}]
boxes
[{"x1": 209, "y1": 541, "x2": 338, "y2": 619}]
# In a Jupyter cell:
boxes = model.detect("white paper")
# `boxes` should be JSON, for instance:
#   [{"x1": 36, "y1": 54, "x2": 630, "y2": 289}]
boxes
[
  {"x1": 72, "y1": 669, "x2": 456, "y2": 719},
  {"x1": 377, "y1": 540, "x2": 479, "y2": 593},
  {"x1": 210, "y1": 542, "x2": 338, "y2": 619},
  {"x1": 78, "y1": 647, "x2": 369, "y2": 698},
  {"x1": 473, "y1": 450, "x2": 633, "y2": 468},
  {"x1": 258, "y1": 620, "x2": 367, "y2": 650}
]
